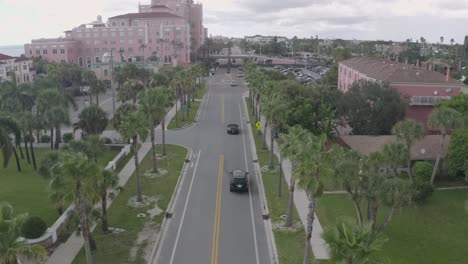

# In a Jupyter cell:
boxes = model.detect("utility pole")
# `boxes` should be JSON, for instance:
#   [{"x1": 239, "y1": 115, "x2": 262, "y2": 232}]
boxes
[
  {"x1": 110, "y1": 49, "x2": 115, "y2": 116},
  {"x1": 227, "y1": 42, "x2": 232, "y2": 73}
]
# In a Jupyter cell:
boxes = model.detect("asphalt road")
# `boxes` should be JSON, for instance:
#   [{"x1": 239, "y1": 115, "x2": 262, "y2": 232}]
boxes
[{"x1": 153, "y1": 68, "x2": 271, "y2": 264}]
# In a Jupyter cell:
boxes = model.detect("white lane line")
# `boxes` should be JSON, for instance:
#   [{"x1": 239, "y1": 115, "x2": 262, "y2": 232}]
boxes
[
  {"x1": 239, "y1": 104, "x2": 260, "y2": 264},
  {"x1": 169, "y1": 150, "x2": 202, "y2": 264}
]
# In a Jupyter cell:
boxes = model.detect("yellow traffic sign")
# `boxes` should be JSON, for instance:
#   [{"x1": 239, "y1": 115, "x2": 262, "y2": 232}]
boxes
[{"x1": 256, "y1": 122, "x2": 262, "y2": 130}]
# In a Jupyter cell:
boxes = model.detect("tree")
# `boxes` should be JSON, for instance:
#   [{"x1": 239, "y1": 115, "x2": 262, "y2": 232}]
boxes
[
  {"x1": 75, "y1": 105, "x2": 109, "y2": 136},
  {"x1": 279, "y1": 126, "x2": 308, "y2": 227},
  {"x1": 428, "y1": 107, "x2": 463, "y2": 185},
  {"x1": 118, "y1": 79, "x2": 145, "y2": 104},
  {"x1": 436, "y1": 93, "x2": 468, "y2": 124},
  {"x1": 50, "y1": 152, "x2": 99, "y2": 264},
  {"x1": 117, "y1": 111, "x2": 149, "y2": 202},
  {"x1": 294, "y1": 129, "x2": 341, "y2": 264},
  {"x1": 95, "y1": 168, "x2": 118, "y2": 233},
  {"x1": 90, "y1": 80, "x2": 106, "y2": 105},
  {"x1": 392, "y1": 120, "x2": 425, "y2": 181},
  {"x1": 0, "y1": 202, "x2": 47, "y2": 264},
  {"x1": 0, "y1": 115, "x2": 22, "y2": 172},
  {"x1": 112, "y1": 103, "x2": 137, "y2": 131},
  {"x1": 343, "y1": 81, "x2": 406, "y2": 135},
  {"x1": 322, "y1": 219, "x2": 387, "y2": 264},
  {"x1": 382, "y1": 142, "x2": 407, "y2": 177},
  {"x1": 447, "y1": 128, "x2": 468, "y2": 177},
  {"x1": 138, "y1": 88, "x2": 168, "y2": 173},
  {"x1": 82, "y1": 69, "x2": 98, "y2": 104}
]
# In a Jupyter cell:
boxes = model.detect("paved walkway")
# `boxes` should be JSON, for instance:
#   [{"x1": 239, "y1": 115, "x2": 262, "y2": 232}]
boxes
[
  {"x1": 47, "y1": 103, "x2": 179, "y2": 264},
  {"x1": 259, "y1": 115, "x2": 330, "y2": 260}
]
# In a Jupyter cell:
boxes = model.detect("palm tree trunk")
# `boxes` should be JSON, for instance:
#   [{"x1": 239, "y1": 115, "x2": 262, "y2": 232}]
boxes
[
  {"x1": 262, "y1": 120, "x2": 268, "y2": 149},
  {"x1": 96, "y1": 95, "x2": 99, "y2": 105},
  {"x1": 350, "y1": 194, "x2": 363, "y2": 226},
  {"x1": 303, "y1": 193, "x2": 316, "y2": 264},
  {"x1": 150, "y1": 123, "x2": 158, "y2": 173},
  {"x1": 407, "y1": 156, "x2": 413, "y2": 182},
  {"x1": 76, "y1": 182, "x2": 93, "y2": 264},
  {"x1": 55, "y1": 126, "x2": 61, "y2": 150},
  {"x1": 162, "y1": 118, "x2": 167, "y2": 156},
  {"x1": 278, "y1": 157, "x2": 282, "y2": 198},
  {"x1": 269, "y1": 127, "x2": 275, "y2": 169},
  {"x1": 430, "y1": 134, "x2": 445, "y2": 185},
  {"x1": 101, "y1": 191, "x2": 109, "y2": 233},
  {"x1": 12, "y1": 146, "x2": 21, "y2": 172},
  {"x1": 89, "y1": 95, "x2": 93, "y2": 105},
  {"x1": 50, "y1": 128, "x2": 54, "y2": 149},
  {"x1": 24, "y1": 140, "x2": 30, "y2": 164},
  {"x1": 29, "y1": 133, "x2": 37, "y2": 170},
  {"x1": 285, "y1": 182, "x2": 295, "y2": 227},
  {"x1": 376, "y1": 207, "x2": 395, "y2": 234},
  {"x1": 18, "y1": 143, "x2": 24, "y2": 159},
  {"x1": 175, "y1": 99, "x2": 179, "y2": 127},
  {"x1": 133, "y1": 136, "x2": 143, "y2": 203}
]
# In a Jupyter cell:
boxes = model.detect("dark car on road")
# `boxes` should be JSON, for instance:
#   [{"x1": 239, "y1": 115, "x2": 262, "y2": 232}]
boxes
[
  {"x1": 227, "y1": 123, "x2": 239, "y2": 134},
  {"x1": 229, "y1": 169, "x2": 249, "y2": 192}
]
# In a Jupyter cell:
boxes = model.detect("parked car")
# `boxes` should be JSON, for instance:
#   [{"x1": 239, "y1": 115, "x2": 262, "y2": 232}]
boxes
[
  {"x1": 229, "y1": 169, "x2": 249, "y2": 192},
  {"x1": 230, "y1": 81, "x2": 238, "y2": 86}
]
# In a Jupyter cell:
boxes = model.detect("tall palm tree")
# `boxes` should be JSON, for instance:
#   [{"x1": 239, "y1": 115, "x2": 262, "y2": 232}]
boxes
[
  {"x1": 322, "y1": 219, "x2": 387, "y2": 264},
  {"x1": 112, "y1": 103, "x2": 137, "y2": 132},
  {"x1": 262, "y1": 91, "x2": 288, "y2": 169},
  {"x1": 82, "y1": 69, "x2": 98, "y2": 105},
  {"x1": 295, "y1": 130, "x2": 341, "y2": 264},
  {"x1": 169, "y1": 70, "x2": 184, "y2": 126},
  {"x1": 50, "y1": 152, "x2": 99, "y2": 264},
  {"x1": 90, "y1": 80, "x2": 106, "y2": 105},
  {"x1": 118, "y1": 111, "x2": 149, "y2": 202},
  {"x1": 20, "y1": 112, "x2": 38, "y2": 170},
  {"x1": 95, "y1": 168, "x2": 118, "y2": 233},
  {"x1": 392, "y1": 119, "x2": 425, "y2": 181},
  {"x1": 0, "y1": 202, "x2": 47, "y2": 264},
  {"x1": 279, "y1": 126, "x2": 307, "y2": 227},
  {"x1": 0, "y1": 115, "x2": 22, "y2": 172},
  {"x1": 429, "y1": 107, "x2": 463, "y2": 185},
  {"x1": 118, "y1": 79, "x2": 145, "y2": 104}
]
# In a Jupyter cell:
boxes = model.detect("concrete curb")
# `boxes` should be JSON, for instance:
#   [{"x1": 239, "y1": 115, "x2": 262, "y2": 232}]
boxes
[
  {"x1": 149, "y1": 145, "x2": 192, "y2": 263},
  {"x1": 242, "y1": 96, "x2": 279, "y2": 264},
  {"x1": 167, "y1": 92, "x2": 207, "y2": 132}
]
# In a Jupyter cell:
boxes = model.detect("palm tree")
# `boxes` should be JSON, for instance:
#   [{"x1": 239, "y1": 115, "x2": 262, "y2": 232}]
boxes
[
  {"x1": 50, "y1": 152, "x2": 99, "y2": 264},
  {"x1": 322, "y1": 219, "x2": 387, "y2": 264},
  {"x1": 90, "y1": 80, "x2": 106, "y2": 105},
  {"x1": 20, "y1": 112, "x2": 38, "y2": 170},
  {"x1": 295, "y1": 130, "x2": 341, "y2": 264},
  {"x1": 45, "y1": 106, "x2": 70, "y2": 150},
  {"x1": 392, "y1": 120, "x2": 425, "y2": 181},
  {"x1": 118, "y1": 111, "x2": 149, "y2": 202},
  {"x1": 279, "y1": 126, "x2": 308, "y2": 227},
  {"x1": 75, "y1": 105, "x2": 109, "y2": 137},
  {"x1": 0, "y1": 115, "x2": 22, "y2": 172},
  {"x1": 118, "y1": 79, "x2": 145, "y2": 104},
  {"x1": 429, "y1": 107, "x2": 463, "y2": 185},
  {"x1": 138, "y1": 88, "x2": 168, "y2": 173},
  {"x1": 169, "y1": 70, "x2": 184, "y2": 126},
  {"x1": 95, "y1": 168, "x2": 118, "y2": 233},
  {"x1": 262, "y1": 91, "x2": 288, "y2": 169},
  {"x1": 82, "y1": 69, "x2": 98, "y2": 105},
  {"x1": 0, "y1": 202, "x2": 47, "y2": 264}
]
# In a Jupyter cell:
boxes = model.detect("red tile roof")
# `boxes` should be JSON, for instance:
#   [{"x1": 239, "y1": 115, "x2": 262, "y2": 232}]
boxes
[
  {"x1": 15, "y1": 57, "x2": 30, "y2": 62},
  {"x1": 109, "y1": 12, "x2": 181, "y2": 20},
  {"x1": 0, "y1": 53, "x2": 15, "y2": 61},
  {"x1": 340, "y1": 57, "x2": 460, "y2": 84}
]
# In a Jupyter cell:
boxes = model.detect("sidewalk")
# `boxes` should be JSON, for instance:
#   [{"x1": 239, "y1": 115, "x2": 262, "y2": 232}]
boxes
[
  {"x1": 47, "y1": 102, "x2": 179, "y2": 264},
  {"x1": 259, "y1": 115, "x2": 330, "y2": 260}
]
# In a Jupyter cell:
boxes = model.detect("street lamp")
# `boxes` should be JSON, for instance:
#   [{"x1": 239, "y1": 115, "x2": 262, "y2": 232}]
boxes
[{"x1": 103, "y1": 50, "x2": 116, "y2": 115}]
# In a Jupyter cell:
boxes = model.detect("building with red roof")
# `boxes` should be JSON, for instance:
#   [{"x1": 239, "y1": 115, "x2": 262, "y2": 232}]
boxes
[{"x1": 0, "y1": 53, "x2": 36, "y2": 84}]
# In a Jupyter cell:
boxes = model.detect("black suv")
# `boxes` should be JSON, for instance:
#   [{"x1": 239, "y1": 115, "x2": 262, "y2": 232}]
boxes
[
  {"x1": 226, "y1": 124, "x2": 239, "y2": 134},
  {"x1": 229, "y1": 169, "x2": 249, "y2": 192}
]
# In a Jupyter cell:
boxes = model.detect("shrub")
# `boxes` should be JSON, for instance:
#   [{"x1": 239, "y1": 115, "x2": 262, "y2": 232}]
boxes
[
  {"x1": 62, "y1": 132, "x2": 74, "y2": 143},
  {"x1": 411, "y1": 182, "x2": 434, "y2": 205},
  {"x1": 21, "y1": 216, "x2": 47, "y2": 239},
  {"x1": 413, "y1": 162, "x2": 433, "y2": 183},
  {"x1": 102, "y1": 137, "x2": 113, "y2": 144},
  {"x1": 38, "y1": 152, "x2": 60, "y2": 178},
  {"x1": 40, "y1": 135, "x2": 51, "y2": 143}
]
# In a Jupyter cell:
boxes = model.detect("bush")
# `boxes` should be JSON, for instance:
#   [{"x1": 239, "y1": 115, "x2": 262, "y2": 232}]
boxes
[
  {"x1": 102, "y1": 137, "x2": 113, "y2": 144},
  {"x1": 62, "y1": 132, "x2": 74, "y2": 143},
  {"x1": 40, "y1": 135, "x2": 51, "y2": 143},
  {"x1": 411, "y1": 182, "x2": 434, "y2": 205},
  {"x1": 38, "y1": 152, "x2": 60, "y2": 178},
  {"x1": 413, "y1": 162, "x2": 433, "y2": 183},
  {"x1": 21, "y1": 216, "x2": 47, "y2": 239}
]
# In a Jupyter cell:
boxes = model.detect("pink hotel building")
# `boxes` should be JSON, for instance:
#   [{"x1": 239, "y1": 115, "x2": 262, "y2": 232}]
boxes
[
  {"x1": 338, "y1": 57, "x2": 463, "y2": 130},
  {"x1": 24, "y1": 0, "x2": 207, "y2": 66}
]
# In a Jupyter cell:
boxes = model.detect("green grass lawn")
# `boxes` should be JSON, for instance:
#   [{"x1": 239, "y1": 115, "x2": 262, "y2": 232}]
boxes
[
  {"x1": 167, "y1": 101, "x2": 201, "y2": 130},
  {"x1": 195, "y1": 83, "x2": 206, "y2": 100},
  {"x1": 245, "y1": 98, "x2": 313, "y2": 264},
  {"x1": 72, "y1": 144, "x2": 187, "y2": 264},
  {"x1": 0, "y1": 147, "x2": 119, "y2": 226},
  {"x1": 316, "y1": 191, "x2": 468, "y2": 264}
]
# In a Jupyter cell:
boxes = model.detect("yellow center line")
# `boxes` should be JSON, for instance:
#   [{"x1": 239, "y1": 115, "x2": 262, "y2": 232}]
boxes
[
  {"x1": 211, "y1": 154, "x2": 224, "y2": 264},
  {"x1": 221, "y1": 95, "x2": 224, "y2": 125}
]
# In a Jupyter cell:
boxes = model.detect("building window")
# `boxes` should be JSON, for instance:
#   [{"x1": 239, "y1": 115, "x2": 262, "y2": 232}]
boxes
[
  {"x1": 119, "y1": 31, "x2": 125, "y2": 37},
  {"x1": 138, "y1": 39, "x2": 143, "y2": 44},
  {"x1": 132, "y1": 20, "x2": 139, "y2": 26},
  {"x1": 86, "y1": 40, "x2": 91, "y2": 45},
  {"x1": 138, "y1": 30, "x2": 144, "y2": 37},
  {"x1": 86, "y1": 32, "x2": 90, "y2": 38},
  {"x1": 120, "y1": 39, "x2": 126, "y2": 44},
  {"x1": 29, "y1": 50, "x2": 32, "y2": 55},
  {"x1": 111, "y1": 21, "x2": 117, "y2": 27},
  {"x1": 60, "y1": 49, "x2": 65, "y2": 54},
  {"x1": 129, "y1": 39, "x2": 134, "y2": 44},
  {"x1": 53, "y1": 49, "x2": 58, "y2": 54},
  {"x1": 104, "y1": 40, "x2": 108, "y2": 44},
  {"x1": 104, "y1": 69, "x2": 109, "y2": 76},
  {"x1": 111, "y1": 40, "x2": 116, "y2": 45},
  {"x1": 111, "y1": 32, "x2": 116, "y2": 37},
  {"x1": 95, "y1": 57, "x2": 100, "y2": 63},
  {"x1": 36, "y1": 50, "x2": 40, "y2": 55},
  {"x1": 79, "y1": 57, "x2": 83, "y2": 66},
  {"x1": 94, "y1": 32, "x2": 99, "y2": 37},
  {"x1": 102, "y1": 31, "x2": 107, "y2": 37},
  {"x1": 120, "y1": 20, "x2": 126, "y2": 27},
  {"x1": 95, "y1": 48, "x2": 100, "y2": 52},
  {"x1": 42, "y1": 50, "x2": 48, "y2": 54},
  {"x1": 94, "y1": 40, "x2": 100, "y2": 45},
  {"x1": 23, "y1": 65, "x2": 27, "y2": 70},
  {"x1": 103, "y1": 47, "x2": 108, "y2": 52},
  {"x1": 128, "y1": 47, "x2": 133, "y2": 52}
]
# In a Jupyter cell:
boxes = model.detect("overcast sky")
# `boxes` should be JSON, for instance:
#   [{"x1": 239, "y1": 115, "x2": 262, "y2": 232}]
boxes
[{"x1": 0, "y1": 0, "x2": 467, "y2": 46}]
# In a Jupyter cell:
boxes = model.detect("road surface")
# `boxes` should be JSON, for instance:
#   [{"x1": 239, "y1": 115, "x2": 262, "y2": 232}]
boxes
[{"x1": 153, "y1": 68, "x2": 272, "y2": 264}]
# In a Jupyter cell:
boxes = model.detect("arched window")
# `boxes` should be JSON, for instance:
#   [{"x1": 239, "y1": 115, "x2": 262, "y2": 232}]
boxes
[
  {"x1": 111, "y1": 21, "x2": 117, "y2": 27},
  {"x1": 120, "y1": 20, "x2": 126, "y2": 27},
  {"x1": 132, "y1": 20, "x2": 139, "y2": 27}
]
